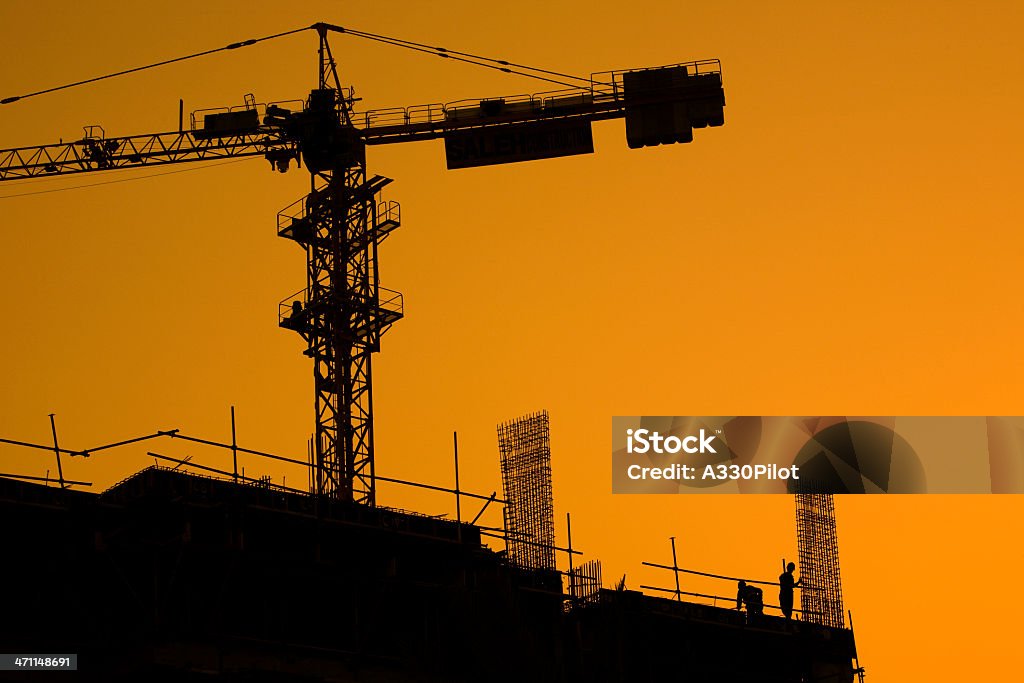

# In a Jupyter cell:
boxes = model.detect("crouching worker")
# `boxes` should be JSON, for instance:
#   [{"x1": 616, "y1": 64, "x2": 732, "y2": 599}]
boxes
[{"x1": 736, "y1": 580, "x2": 764, "y2": 617}]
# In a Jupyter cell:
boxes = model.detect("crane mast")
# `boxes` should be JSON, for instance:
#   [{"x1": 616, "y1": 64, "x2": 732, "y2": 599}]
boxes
[
  {"x1": 280, "y1": 27, "x2": 395, "y2": 504},
  {"x1": 0, "y1": 23, "x2": 726, "y2": 505}
]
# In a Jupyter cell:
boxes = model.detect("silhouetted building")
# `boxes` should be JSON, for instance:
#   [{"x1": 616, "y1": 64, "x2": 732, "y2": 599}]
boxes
[{"x1": 0, "y1": 469, "x2": 858, "y2": 682}]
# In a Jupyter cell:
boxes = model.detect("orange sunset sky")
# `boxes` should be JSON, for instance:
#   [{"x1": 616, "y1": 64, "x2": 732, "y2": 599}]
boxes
[{"x1": 2, "y1": 1, "x2": 1023, "y2": 680}]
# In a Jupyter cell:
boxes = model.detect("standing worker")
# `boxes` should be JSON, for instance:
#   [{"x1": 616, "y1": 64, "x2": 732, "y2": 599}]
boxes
[{"x1": 779, "y1": 561, "x2": 801, "y2": 619}]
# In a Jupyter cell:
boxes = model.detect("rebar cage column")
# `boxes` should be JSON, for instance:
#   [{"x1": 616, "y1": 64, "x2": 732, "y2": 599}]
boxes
[
  {"x1": 795, "y1": 491, "x2": 845, "y2": 628},
  {"x1": 497, "y1": 410, "x2": 556, "y2": 571}
]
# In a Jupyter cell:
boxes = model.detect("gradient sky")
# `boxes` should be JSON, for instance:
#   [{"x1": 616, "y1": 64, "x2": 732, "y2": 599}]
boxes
[{"x1": 2, "y1": 2, "x2": 1023, "y2": 680}]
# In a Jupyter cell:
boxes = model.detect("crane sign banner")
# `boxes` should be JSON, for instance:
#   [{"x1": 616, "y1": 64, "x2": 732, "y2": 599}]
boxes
[
  {"x1": 611, "y1": 416, "x2": 1024, "y2": 494},
  {"x1": 444, "y1": 120, "x2": 594, "y2": 169}
]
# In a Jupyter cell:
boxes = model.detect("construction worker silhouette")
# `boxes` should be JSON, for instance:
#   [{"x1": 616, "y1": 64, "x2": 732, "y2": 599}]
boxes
[
  {"x1": 736, "y1": 580, "x2": 763, "y2": 616},
  {"x1": 779, "y1": 562, "x2": 801, "y2": 619}
]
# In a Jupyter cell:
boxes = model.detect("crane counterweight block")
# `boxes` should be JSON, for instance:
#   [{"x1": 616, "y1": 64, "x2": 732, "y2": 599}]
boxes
[{"x1": 622, "y1": 66, "x2": 725, "y2": 149}]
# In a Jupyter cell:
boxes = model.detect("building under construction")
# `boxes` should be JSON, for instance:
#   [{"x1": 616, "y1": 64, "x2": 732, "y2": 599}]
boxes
[{"x1": 0, "y1": 412, "x2": 859, "y2": 683}]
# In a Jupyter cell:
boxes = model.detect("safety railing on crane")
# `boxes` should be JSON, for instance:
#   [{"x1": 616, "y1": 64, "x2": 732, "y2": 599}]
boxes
[
  {"x1": 277, "y1": 284, "x2": 404, "y2": 330},
  {"x1": 594, "y1": 58, "x2": 723, "y2": 100},
  {"x1": 276, "y1": 196, "x2": 401, "y2": 242},
  {"x1": 376, "y1": 199, "x2": 401, "y2": 234},
  {"x1": 351, "y1": 58, "x2": 722, "y2": 132}
]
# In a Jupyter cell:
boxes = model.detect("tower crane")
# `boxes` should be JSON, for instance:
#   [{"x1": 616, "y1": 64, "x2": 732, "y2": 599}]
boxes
[{"x1": 0, "y1": 23, "x2": 726, "y2": 505}]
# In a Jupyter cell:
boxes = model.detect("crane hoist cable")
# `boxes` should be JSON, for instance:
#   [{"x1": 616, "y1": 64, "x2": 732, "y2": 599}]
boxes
[
  {"x1": 326, "y1": 24, "x2": 611, "y2": 90},
  {"x1": 0, "y1": 26, "x2": 310, "y2": 105},
  {"x1": 335, "y1": 28, "x2": 581, "y2": 89},
  {"x1": 0, "y1": 158, "x2": 258, "y2": 200},
  {"x1": 1, "y1": 22, "x2": 610, "y2": 107}
]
